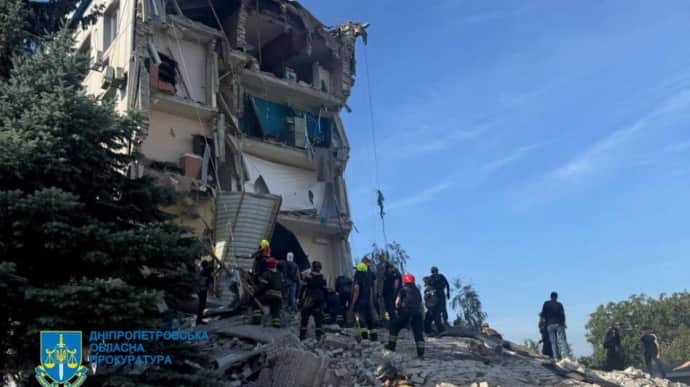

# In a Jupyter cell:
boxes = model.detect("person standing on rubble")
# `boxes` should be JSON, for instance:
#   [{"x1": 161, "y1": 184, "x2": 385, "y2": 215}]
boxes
[
  {"x1": 299, "y1": 261, "x2": 327, "y2": 340},
  {"x1": 429, "y1": 266, "x2": 450, "y2": 326},
  {"x1": 641, "y1": 326, "x2": 666, "y2": 378},
  {"x1": 603, "y1": 321, "x2": 625, "y2": 371},
  {"x1": 381, "y1": 261, "x2": 402, "y2": 323},
  {"x1": 196, "y1": 259, "x2": 214, "y2": 325},
  {"x1": 335, "y1": 274, "x2": 353, "y2": 326},
  {"x1": 352, "y1": 262, "x2": 377, "y2": 341},
  {"x1": 423, "y1": 276, "x2": 444, "y2": 335},
  {"x1": 252, "y1": 257, "x2": 284, "y2": 328},
  {"x1": 386, "y1": 273, "x2": 425, "y2": 357},
  {"x1": 283, "y1": 252, "x2": 300, "y2": 312},
  {"x1": 540, "y1": 291, "x2": 568, "y2": 360}
]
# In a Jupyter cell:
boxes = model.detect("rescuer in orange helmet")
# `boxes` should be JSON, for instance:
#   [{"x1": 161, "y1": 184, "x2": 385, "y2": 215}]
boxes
[{"x1": 386, "y1": 273, "x2": 425, "y2": 357}]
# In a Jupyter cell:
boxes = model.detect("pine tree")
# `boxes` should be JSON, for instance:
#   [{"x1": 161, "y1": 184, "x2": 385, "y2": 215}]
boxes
[{"x1": 0, "y1": 31, "x2": 214, "y2": 385}]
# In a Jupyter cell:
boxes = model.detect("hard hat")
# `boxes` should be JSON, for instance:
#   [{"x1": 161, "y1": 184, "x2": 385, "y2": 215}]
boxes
[
  {"x1": 311, "y1": 260, "x2": 322, "y2": 272},
  {"x1": 356, "y1": 262, "x2": 368, "y2": 272},
  {"x1": 260, "y1": 239, "x2": 270, "y2": 249},
  {"x1": 266, "y1": 257, "x2": 278, "y2": 269},
  {"x1": 431, "y1": 266, "x2": 439, "y2": 274},
  {"x1": 402, "y1": 273, "x2": 415, "y2": 284},
  {"x1": 374, "y1": 361, "x2": 398, "y2": 380}
]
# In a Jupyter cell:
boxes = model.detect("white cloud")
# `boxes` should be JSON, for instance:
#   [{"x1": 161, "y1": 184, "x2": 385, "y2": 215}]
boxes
[
  {"x1": 387, "y1": 181, "x2": 453, "y2": 211},
  {"x1": 555, "y1": 90, "x2": 690, "y2": 179},
  {"x1": 481, "y1": 143, "x2": 541, "y2": 172}
]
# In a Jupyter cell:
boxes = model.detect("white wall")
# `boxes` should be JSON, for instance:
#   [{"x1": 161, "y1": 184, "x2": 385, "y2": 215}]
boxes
[{"x1": 143, "y1": 110, "x2": 209, "y2": 163}]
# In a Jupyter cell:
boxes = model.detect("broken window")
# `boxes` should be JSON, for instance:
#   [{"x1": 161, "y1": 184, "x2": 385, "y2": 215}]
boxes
[
  {"x1": 239, "y1": 96, "x2": 332, "y2": 148},
  {"x1": 149, "y1": 53, "x2": 177, "y2": 94},
  {"x1": 103, "y1": 2, "x2": 119, "y2": 51}
]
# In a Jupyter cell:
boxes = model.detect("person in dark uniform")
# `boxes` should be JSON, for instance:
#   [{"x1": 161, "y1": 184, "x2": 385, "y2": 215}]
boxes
[
  {"x1": 335, "y1": 275, "x2": 353, "y2": 326},
  {"x1": 604, "y1": 321, "x2": 625, "y2": 371},
  {"x1": 196, "y1": 260, "x2": 214, "y2": 325},
  {"x1": 382, "y1": 261, "x2": 402, "y2": 322},
  {"x1": 641, "y1": 326, "x2": 666, "y2": 377},
  {"x1": 429, "y1": 266, "x2": 450, "y2": 325},
  {"x1": 386, "y1": 273, "x2": 425, "y2": 357},
  {"x1": 423, "y1": 276, "x2": 444, "y2": 335},
  {"x1": 283, "y1": 252, "x2": 301, "y2": 312},
  {"x1": 352, "y1": 262, "x2": 377, "y2": 341},
  {"x1": 252, "y1": 257, "x2": 283, "y2": 327},
  {"x1": 299, "y1": 260, "x2": 327, "y2": 340}
]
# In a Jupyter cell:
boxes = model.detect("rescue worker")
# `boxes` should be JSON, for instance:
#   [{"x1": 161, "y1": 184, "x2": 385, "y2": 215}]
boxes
[
  {"x1": 386, "y1": 273, "x2": 425, "y2": 358},
  {"x1": 423, "y1": 276, "x2": 444, "y2": 335},
  {"x1": 362, "y1": 257, "x2": 380, "y2": 324},
  {"x1": 641, "y1": 326, "x2": 666, "y2": 378},
  {"x1": 604, "y1": 321, "x2": 624, "y2": 371},
  {"x1": 429, "y1": 266, "x2": 450, "y2": 325},
  {"x1": 352, "y1": 262, "x2": 377, "y2": 341},
  {"x1": 335, "y1": 275, "x2": 353, "y2": 326},
  {"x1": 283, "y1": 252, "x2": 300, "y2": 312},
  {"x1": 299, "y1": 260, "x2": 327, "y2": 340},
  {"x1": 196, "y1": 260, "x2": 214, "y2": 325},
  {"x1": 382, "y1": 261, "x2": 401, "y2": 322},
  {"x1": 251, "y1": 239, "x2": 271, "y2": 277},
  {"x1": 375, "y1": 361, "x2": 414, "y2": 387},
  {"x1": 252, "y1": 257, "x2": 283, "y2": 328}
]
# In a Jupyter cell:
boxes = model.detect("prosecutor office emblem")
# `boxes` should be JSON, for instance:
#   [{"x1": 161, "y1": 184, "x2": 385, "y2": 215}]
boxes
[{"x1": 36, "y1": 331, "x2": 88, "y2": 387}]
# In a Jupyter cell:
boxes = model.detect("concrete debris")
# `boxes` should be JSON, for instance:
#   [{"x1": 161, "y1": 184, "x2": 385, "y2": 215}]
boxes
[{"x1": 191, "y1": 311, "x2": 689, "y2": 387}]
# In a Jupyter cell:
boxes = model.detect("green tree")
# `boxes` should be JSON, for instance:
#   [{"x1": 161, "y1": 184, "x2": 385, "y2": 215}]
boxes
[
  {"x1": 0, "y1": 31, "x2": 214, "y2": 385},
  {"x1": 450, "y1": 277, "x2": 487, "y2": 330},
  {"x1": 584, "y1": 292, "x2": 690, "y2": 370},
  {"x1": 367, "y1": 241, "x2": 409, "y2": 273}
]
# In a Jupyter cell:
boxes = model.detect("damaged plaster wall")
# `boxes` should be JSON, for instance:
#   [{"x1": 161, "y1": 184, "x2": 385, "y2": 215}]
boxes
[{"x1": 142, "y1": 110, "x2": 209, "y2": 164}]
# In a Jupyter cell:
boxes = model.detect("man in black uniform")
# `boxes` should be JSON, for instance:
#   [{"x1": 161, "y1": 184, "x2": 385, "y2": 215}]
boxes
[
  {"x1": 299, "y1": 261, "x2": 327, "y2": 340},
  {"x1": 641, "y1": 326, "x2": 666, "y2": 377},
  {"x1": 251, "y1": 239, "x2": 271, "y2": 278},
  {"x1": 604, "y1": 321, "x2": 625, "y2": 371},
  {"x1": 429, "y1": 266, "x2": 450, "y2": 325},
  {"x1": 386, "y1": 273, "x2": 425, "y2": 357},
  {"x1": 352, "y1": 262, "x2": 377, "y2": 341},
  {"x1": 423, "y1": 276, "x2": 444, "y2": 335},
  {"x1": 382, "y1": 261, "x2": 401, "y2": 322},
  {"x1": 252, "y1": 257, "x2": 283, "y2": 327},
  {"x1": 335, "y1": 275, "x2": 353, "y2": 326}
]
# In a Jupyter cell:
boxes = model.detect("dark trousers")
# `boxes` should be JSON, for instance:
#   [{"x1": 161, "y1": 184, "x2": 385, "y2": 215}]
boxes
[
  {"x1": 439, "y1": 299, "x2": 448, "y2": 324},
  {"x1": 338, "y1": 292, "x2": 351, "y2": 325},
  {"x1": 251, "y1": 295, "x2": 281, "y2": 327},
  {"x1": 644, "y1": 354, "x2": 665, "y2": 377},
  {"x1": 355, "y1": 301, "x2": 376, "y2": 340},
  {"x1": 605, "y1": 348, "x2": 625, "y2": 371},
  {"x1": 300, "y1": 300, "x2": 324, "y2": 340},
  {"x1": 196, "y1": 289, "x2": 208, "y2": 324},
  {"x1": 383, "y1": 293, "x2": 396, "y2": 320},
  {"x1": 424, "y1": 304, "x2": 444, "y2": 334},
  {"x1": 388, "y1": 309, "x2": 425, "y2": 357}
]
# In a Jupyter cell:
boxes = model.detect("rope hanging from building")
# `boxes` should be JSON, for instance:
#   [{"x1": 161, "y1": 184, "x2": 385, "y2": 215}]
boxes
[{"x1": 363, "y1": 43, "x2": 388, "y2": 247}]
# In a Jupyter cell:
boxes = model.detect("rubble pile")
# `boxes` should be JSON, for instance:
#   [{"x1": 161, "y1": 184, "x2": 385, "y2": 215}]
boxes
[{"x1": 196, "y1": 314, "x2": 687, "y2": 387}]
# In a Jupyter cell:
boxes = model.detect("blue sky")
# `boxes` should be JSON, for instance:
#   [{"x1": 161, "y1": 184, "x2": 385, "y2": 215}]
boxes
[{"x1": 302, "y1": 0, "x2": 690, "y2": 356}]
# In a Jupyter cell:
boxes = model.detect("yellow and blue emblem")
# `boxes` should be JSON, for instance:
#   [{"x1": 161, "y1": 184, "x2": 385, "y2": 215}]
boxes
[{"x1": 36, "y1": 331, "x2": 87, "y2": 387}]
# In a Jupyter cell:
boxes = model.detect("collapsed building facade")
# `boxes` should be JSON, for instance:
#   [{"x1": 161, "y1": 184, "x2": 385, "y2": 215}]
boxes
[{"x1": 73, "y1": 0, "x2": 367, "y2": 284}]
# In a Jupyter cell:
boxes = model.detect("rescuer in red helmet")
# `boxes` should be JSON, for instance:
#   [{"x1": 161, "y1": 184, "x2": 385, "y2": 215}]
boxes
[{"x1": 386, "y1": 273, "x2": 425, "y2": 357}]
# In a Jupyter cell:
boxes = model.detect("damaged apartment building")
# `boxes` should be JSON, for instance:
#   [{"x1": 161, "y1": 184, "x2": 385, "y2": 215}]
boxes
[{"x1": 72, "y1": 0, "x2": 367, "y2": 284}]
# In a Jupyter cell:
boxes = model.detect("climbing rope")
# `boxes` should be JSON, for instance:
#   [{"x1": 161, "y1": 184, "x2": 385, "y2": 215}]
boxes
[{"x1": 363, "y1": 43, "x2": 388, "y2": 247}]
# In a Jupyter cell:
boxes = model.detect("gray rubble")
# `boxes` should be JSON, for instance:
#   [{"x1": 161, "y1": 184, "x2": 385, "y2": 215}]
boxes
[{"x1": 195, "y1": 313, "x2": 687, "y2": 387}]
